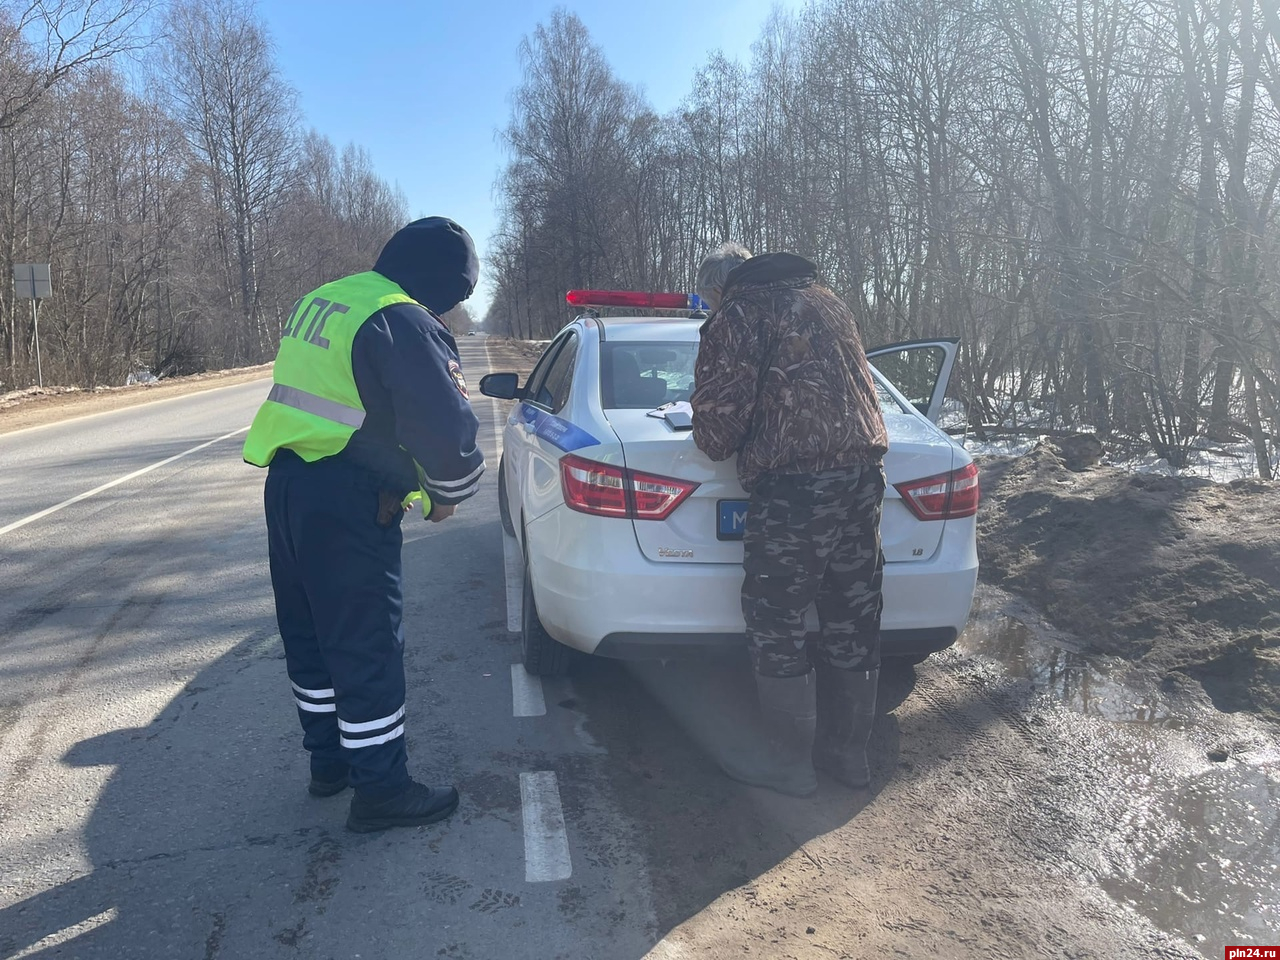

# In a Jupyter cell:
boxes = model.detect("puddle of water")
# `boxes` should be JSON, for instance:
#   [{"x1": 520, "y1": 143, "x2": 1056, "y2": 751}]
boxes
[
  {"x1": 1099, "y1": 755, "x2": 1280, "y2": 948},
  {"x1": 958, "y1": 597, "x2": 1186, "y2": 727},
  {"x1": 957, "y1": 591, "x2": 1280, "y2": 950}
]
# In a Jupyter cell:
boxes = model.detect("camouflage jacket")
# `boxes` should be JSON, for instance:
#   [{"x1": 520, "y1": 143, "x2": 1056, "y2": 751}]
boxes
[{"x1": 691, "y1": 253, "x2": 888, "y2": 492}]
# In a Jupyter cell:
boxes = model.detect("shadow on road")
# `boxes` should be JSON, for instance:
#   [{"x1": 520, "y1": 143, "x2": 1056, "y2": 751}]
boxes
[
  {"x1": 0, "y1": 455, "x2": 330, "y2": 960},
  {"x1": 566, "y1": 650, "x2": 918, "y2": 949}
]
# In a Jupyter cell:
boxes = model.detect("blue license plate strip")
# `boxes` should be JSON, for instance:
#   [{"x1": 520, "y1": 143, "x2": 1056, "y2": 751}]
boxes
[{"x1": 717, "y1": 500, "x2": 749, "y2": 541}]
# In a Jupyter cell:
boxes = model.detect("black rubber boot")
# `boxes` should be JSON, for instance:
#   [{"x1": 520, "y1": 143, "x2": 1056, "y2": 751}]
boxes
[
  {"x1": 308, "y1": 759, "x2": 350, "y2": 798},
  {"x1": 813, "y1": 666, "x2": 879, "y2": 788},
  {"x1": 346, "y1": 780, "x2": 460, "y2": 833},
  {"x1": 719, "y1": 672, "x2": 818, "y2": 798}
]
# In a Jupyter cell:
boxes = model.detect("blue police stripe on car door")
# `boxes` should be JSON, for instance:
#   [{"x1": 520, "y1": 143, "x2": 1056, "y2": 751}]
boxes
[{"x1": 518, "y1": 403, "x2": 598, "y2": 452}]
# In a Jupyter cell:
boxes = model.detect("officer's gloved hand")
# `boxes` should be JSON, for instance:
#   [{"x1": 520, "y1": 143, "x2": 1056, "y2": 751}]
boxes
[{"x1": 428, "y1": 503, "x2": 456, "y2": 523}]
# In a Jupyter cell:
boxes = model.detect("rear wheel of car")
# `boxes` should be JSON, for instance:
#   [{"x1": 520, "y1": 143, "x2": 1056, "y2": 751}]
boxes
[
  {"x1": 498, "y1": 455, "x2": 516, "y2": 537},
  {"x1": 521, "y1": 542, "x2": 572, "y2": 676}
]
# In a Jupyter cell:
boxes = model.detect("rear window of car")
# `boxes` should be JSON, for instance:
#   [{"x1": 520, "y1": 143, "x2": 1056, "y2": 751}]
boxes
[
  {"x1": 602, "y1": 339, "x2": 908, "y2": 415},
  {"x1": 871, "y1": 375, "x2": 909, "y2": 415},
  {"x1": 601, "y1": 342, "x2": 697, "y2": 409}
]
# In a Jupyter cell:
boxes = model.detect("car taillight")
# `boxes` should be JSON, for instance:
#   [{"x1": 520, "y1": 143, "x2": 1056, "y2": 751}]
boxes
[
  {"x1": 895, "y1": 462, "x2": 980, "y2": 521},
  {"x1": 560, "y1": 456, "x2": 629, "y2": 517},
  {"x1": 630, "y1": 470, "x2": 698, "y2": 519},
  {"x1": 560, "y1": 455, "x2": 699, "y2": 521}
]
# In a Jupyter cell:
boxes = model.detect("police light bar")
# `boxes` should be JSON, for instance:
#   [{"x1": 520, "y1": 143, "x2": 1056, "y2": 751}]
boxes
[{"x1": 566, "y1": 290, "x2": 708, "y2": 311}]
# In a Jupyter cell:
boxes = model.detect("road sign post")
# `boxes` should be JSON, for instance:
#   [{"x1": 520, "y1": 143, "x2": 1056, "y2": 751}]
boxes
[{"x1": 13, "y1": 264, "x2": 51, "y2": 388}]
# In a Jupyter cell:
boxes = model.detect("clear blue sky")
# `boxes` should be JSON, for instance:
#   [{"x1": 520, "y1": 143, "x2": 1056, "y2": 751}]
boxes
[{"x1": 254, "y1": 0, "x2": 800, "y2": 316}]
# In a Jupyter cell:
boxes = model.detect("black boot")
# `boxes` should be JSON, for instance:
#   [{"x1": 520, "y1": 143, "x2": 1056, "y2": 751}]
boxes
[
  {"x1": 719, "y1": 672, "x2": 818, "y2": 797},
  {"x1": 814, "y1": 666, "x2": 879, "y2": 788},
  {"x1": 346, "y1": 779, "x2": 460, "y2": 833},
  {"x1": 308, "y1": 759, "x2": 350, "y2": 798}
]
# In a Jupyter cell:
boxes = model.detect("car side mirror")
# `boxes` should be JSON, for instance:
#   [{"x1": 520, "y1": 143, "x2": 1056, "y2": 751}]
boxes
[{"x1": 479, "y1": 372, "x2": 524, "y2": 401}]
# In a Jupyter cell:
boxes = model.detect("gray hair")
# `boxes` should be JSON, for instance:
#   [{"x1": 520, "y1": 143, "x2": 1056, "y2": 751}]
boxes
[{"x1": 695, "y1": 242, "x2": 753, "y2": 309}]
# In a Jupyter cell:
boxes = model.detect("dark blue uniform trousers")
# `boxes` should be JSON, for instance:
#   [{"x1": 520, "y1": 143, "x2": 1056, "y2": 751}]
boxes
[{"x1": 264, "y1": 452, "x2": 410, "y2": 793}]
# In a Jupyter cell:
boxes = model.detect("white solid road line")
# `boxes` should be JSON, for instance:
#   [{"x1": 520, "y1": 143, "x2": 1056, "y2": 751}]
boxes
[
  {"x1": 0, "y1": 374, "x2": 271, "y2": 439},
  {"x1": 481, "y1": 338, "x2": 525, "y2": 634},
  {"x1": 511, "y1": 663, "x2": 547, "y2": 717},
  {"x1": 7, "y1": 909, "x2": 119, "y2": 960},
  {"x1": 0, "y1": 426, "x2": 249, "y2": 539},
  {"x1": 503, "y1": 533, "x2": 523, "y2": 632},
  {"x1": 520, "y1": 770, "x2": 573, "y2": 882},
  {"x1": 481, "y1": 337, "x2": 505, "y2": 462}
]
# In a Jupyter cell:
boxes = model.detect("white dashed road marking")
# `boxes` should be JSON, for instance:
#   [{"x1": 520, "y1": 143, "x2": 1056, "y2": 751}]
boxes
[
  {"x1": 510, "y1": 663, "x2": 547, "y2": 717},
  {"x1": 520, "y1": 770, "x2": 572, "y2": 882},
  {"x1": 473, "y1": 341, "x2": 571, "y2": 884}
]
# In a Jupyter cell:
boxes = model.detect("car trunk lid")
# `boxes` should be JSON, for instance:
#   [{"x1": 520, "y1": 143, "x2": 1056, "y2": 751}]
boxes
[{"x1": 604, "y1": 409, "x2": 954, "y2": 565}]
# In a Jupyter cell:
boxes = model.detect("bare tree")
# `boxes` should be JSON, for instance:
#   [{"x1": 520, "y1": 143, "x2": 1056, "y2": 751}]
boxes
[
  {"x1": 0, "y1": 0, "x2": 154, "y2": 131},
  {"x1": 0, "y1": 3, "x2": 404, "y2": 390},
  {"x1": 494, "y1": 9, "x2": 651, "y2": 336},
  {"x1": 162, "y1": 0, "x2": 299, "y2": 363},
  {"x1": 491, "y1": 0, "x2": 1280, "y2": 476}
]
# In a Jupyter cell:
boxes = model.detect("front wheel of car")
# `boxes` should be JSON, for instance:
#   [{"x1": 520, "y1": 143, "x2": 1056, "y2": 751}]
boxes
[{"x1": 521, "y1": 546, "x2": 572, "y2": 676}]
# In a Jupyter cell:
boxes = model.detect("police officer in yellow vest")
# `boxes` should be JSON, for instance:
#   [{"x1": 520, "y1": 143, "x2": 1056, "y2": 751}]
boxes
[{"x1": 244, "y1": 218, "x2": 484, "y2": 832}]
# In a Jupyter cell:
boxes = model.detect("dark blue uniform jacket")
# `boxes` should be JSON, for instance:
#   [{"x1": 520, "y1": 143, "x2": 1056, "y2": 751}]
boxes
[{"x1": 338, "y1": 218, "x2": 485, "y2": 507}]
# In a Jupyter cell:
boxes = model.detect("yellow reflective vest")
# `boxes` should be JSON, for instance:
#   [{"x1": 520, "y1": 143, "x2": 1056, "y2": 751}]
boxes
[{"x1": 243, "y1": 271, "x2": 431, "y2": 512}]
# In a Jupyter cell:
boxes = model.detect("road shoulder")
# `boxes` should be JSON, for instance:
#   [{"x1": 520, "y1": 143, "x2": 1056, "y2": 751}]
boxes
[{"x1": 0, "y1": 365, "x2": 274, "y2": 436}]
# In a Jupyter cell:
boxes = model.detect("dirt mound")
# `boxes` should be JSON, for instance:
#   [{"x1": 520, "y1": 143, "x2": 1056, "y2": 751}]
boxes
[{"x1": 977, "y1": 442, "x2": 1280, "y2": 724}]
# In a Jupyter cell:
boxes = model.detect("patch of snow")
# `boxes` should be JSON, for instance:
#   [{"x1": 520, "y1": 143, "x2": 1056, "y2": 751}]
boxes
[
  {"x1": 1102, "y1": 439, "x2": 1274, "y2": 482},
  {"x1": 961, "y1": 436, "x2": 1042, "y2": 458},
  {"x1": 991, "y1": 401, "x2": 1063, "y2": 430},
  {"x1": 966, "y1": 427, "x2": 1275, "y2": 482},
  {"x1": 1113, "y1": 454, "x2": 1178, "y2": 477},
  {"x1": 0, "y1": 385, "x2": 81, "y2": 405}
]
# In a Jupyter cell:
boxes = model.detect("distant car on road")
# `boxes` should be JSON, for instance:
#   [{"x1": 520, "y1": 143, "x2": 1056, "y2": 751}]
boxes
[{"x1": 481, "y1": 292, "x2": 978, "y2": 675}]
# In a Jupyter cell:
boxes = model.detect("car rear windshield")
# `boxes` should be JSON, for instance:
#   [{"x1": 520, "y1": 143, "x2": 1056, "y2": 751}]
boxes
[
  {"x1": 601, "y1": 340, "x2": 907, "y2": 414},
  {"x1": 602, "y1": 342, "x2": 697, "y2": 409}
]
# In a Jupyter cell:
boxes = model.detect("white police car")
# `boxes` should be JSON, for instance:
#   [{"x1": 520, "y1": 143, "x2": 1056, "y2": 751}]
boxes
[{"x1": 481, "y1": 291, "x2": 979, "y2": 675}]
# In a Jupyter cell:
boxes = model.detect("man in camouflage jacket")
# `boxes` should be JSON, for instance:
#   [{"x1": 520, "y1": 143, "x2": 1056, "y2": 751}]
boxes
[{"x1": 691, "y1": 245, "x2": 888, "y2": 796}]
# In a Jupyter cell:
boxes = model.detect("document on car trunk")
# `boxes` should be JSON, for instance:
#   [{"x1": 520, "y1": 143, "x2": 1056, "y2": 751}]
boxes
[{"x1": 647, "y1": 401, "x2": 693, "y2": 430}]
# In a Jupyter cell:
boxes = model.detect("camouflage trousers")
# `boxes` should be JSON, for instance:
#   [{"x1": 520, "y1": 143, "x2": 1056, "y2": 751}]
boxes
[{"x1": 742, "y1": 464, "x2": 886, "y2": 679}]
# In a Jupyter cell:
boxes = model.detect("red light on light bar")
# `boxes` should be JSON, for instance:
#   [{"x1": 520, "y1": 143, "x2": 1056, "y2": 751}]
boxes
[{"x1": 566, "y1": 290, "x2": 696, "y2": 310}]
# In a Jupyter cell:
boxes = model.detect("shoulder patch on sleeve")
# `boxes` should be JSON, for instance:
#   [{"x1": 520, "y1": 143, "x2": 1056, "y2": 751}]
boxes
[{"x1": 448, "y1": 359, "x2": 470, "y2": 399}]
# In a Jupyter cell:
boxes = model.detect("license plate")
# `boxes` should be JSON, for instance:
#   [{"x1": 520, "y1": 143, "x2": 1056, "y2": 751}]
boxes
[{"x1": 717, "y1": 500, "x2": 749, "y2": 540}]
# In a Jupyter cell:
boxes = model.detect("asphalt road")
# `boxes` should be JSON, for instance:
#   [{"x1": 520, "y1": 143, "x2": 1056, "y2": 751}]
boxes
[{"x1": 0, "y1": 340, "x2": 1257, "y2": 960}]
